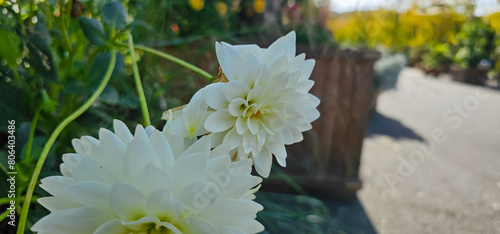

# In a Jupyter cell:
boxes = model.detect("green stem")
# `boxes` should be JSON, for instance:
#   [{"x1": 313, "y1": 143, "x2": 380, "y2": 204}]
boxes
[
  {"x1": 16, "y1": 2, "x2": 26, "y2": 36},
  {"x1": 59, "y1": 0, "x2": 72, "y2": 53},
  {"x1": 25, "y1": 108, "x2": 41, "y2": 162},
  {"x1": 115, "y1": 42, "x2": 213, "y2": 80},
  {"x1": 0, "y1": 209, "x2": 8, "y2": 223},
  {"x1": 0, "y1": 196, "x2": 39, "y2": 205},
  {"x1": 17, "y1": 49, "x2": 117, "y2": 234},
  {"x1": 12, "y1": 68, "x2": 22, "y2": 86},
  {"x1": 127, "y1": 32, "x2": 151, "y2": 126}
]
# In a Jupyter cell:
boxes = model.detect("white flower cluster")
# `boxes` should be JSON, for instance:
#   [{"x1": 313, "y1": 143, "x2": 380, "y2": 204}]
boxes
[
  {"x1": 33, "y1": 120, "x2": 263, "y2": 233},
  {"x1": 166, "y1": 31, "x2": 319, "y2": 178},
  {"x1": 34, "y1": 31, "x2": 319, "y2": 233}
]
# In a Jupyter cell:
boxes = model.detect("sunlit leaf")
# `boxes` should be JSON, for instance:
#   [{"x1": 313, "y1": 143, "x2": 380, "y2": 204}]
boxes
[{"x1": 0, "y1": 28, "x2": 22, "y2": 68}]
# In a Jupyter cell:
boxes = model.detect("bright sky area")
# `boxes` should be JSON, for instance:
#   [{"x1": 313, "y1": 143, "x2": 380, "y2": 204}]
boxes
[{"x1": 329, "y1": 0, "x2": 500, "y2": 16}]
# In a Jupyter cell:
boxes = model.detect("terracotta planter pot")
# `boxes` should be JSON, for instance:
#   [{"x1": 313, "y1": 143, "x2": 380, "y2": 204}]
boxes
[
  {"x1": 261, "y1": 46, "x2": 381, "y2": 200},
  {"x1": 449, "y1": 66, "x2": 488, "y2": 85}
]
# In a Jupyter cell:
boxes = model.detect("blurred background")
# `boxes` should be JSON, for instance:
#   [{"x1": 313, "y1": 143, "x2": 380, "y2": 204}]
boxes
[{"x1": 0, "y1": 0, "x2": 499, "y2": 233}]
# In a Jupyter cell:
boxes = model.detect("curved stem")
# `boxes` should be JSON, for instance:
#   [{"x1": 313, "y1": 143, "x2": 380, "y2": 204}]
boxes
[
  {"x1": 127, "y1": 32, "x2": 150, "y2": 126},
  {"x1": 17, "y1": 49, "x2": 117, "y2": 234},
  {"x1": 115, "y1": 42, "x2": 213, "y2": 80},
  {"x1": 0, "y1": 209, "x2": 8, "y2": 223},
  {"x1": 25, "y1": 108, "x2": 41, "y2": 162}
]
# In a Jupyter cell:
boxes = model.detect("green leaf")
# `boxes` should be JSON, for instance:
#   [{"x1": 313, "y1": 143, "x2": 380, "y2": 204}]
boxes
[
  {"x1": 78, "y1": 17, "x2": 107, "y2": 46},
  {"x1": 41, "y1": 90, "x2": 58, "y2": 112},
  {"x1": 26, "y1": 22, "x2": 59, "y2": 83},
  {"x1": 0, "y1": 28, "x2": 22, "y2": 68},
  {"x1": 87, "y1": 52, "x2": 125, "y2": 87},
  {"x1": 102, "y1": 1, "x2": 128, "y2": 30},
  {"x1": 0, "y1": 82, "x2": 29, "y2": 131}
]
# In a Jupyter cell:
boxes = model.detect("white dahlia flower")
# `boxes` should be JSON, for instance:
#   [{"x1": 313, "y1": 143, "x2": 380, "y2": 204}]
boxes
[
  {"x1": 32, "y1": 120, "x2": 264, "y2": 234},
  {"x1": 167, "y1": 31, "x2": 320, "y2": 177}
]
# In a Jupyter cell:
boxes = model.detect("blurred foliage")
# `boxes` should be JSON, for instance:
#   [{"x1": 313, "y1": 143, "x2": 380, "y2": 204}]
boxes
[
  {"x1": 328, "y1": 1, "x2": 500, "y2": 74},
  {"x1": 453, "y1": 19, "x2": 496, "y2": 68},
  {"x1": 329, "y1": 4, "x2": 465, "y2": 50}
]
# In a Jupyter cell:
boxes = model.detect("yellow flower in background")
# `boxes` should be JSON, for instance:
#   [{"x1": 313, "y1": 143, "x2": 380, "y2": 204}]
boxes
[
  {"x1": 216, "y1": 2, "x2": 228, "y2": 16},
  {"x1": 189, "y1": 0, "x2": 204, "y2": 11},
  {"x1": 486, "y1": 12, "x2": 500, "y2": 34},
  {"x1": 253, "y1": 0, "x2": 265, "y2": 14}
]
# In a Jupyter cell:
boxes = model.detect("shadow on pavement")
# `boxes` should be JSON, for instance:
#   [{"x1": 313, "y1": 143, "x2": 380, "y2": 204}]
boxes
[{"x1": 366, "y1": 111, "x2": 424, "y2": 142}]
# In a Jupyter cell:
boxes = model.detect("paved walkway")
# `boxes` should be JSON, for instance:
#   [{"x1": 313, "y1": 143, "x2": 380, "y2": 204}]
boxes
[{"x1": 358, "y1": 68, "x2": 500, "y2": 233}]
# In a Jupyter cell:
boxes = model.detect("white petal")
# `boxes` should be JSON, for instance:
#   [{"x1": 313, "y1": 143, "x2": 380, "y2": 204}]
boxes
[
  {"x1": 169, "y1": 152, "x2": 208, "y2": 194},
  {"x1": 266, "y1": 141, "x2": 287, "y2": 159},
  {"x1": 134, "y1": 124, "x2": 149, "y2": 141},
  {"x1": 65, "y1": 181, "x2": 112, "y2": 211},
  {"x1": 247, "y1": 86, "x2": 263, "y2": 105},
  {"x1": 95, "y1": 219, "x2": 130, "y2": 234},
  {"x1": 159, "y1": 221, "x2": 182, "y2": 234},
  {"x1": 218, "y1": 174, "x2": 262, "y2": 199},
  {"x1": 228, "y1": 98, "x2": 247, "y2": 117},
  {"x1": 177, "y1": 135, "x2": 211, "y2": 159},
  {"x1": 122, "y1": 138, "x2": 160, "y2": 182},
  {"x1": 234, "y1": 44, "x2": 262, "y2": 57},
  {"x1": 206, "y1": 153, "x2": 231, "y2": 177},
  {"x1": 39, "y1": 176, "x2": 75, "y2": 197},
  {"x1": 146, "y1": 189, "x2": 183, "y2": 221},
  {"x1": 216, "y1": 42, "x2": 242, "y2": 80},
  {"x1": 32, "y1": 207, "x2": 114, "y2": 233},
  {"x1": 122, "y1": 216, "x2": 159, "y2": 231},
  {"x1": 230, "y1": 158, "x2": 253, "y2": 175},
  {"x1": 304, "y1": 108, "x2": 320, "y2": 123},
  {"x1": 255, "y1": 64, "x2": 271, "y2": 89},
  {"x1": 62, "y1": 153, "x2": 117, "y2": 183},
  {"x1": 73, "y1": 136, "x2": 100, "y2": 158},
  {"x1": 296, "y1": 80, "x2": 314, "y2": 92},
  {"x1": 269, "y1": 55, "x2": 287, "y2": 75},
  {"x1": 177, "y1": 182, "x2": 218, "y2": 214},
  {"x1": 204, "y1": 109, "x2": 236, "y2": 133},
  {"x1": 200, "y1": 199, "x2": 264, "y2": 233},
  {"x1": 299, "y1": 59, "x2": 315, "y2": 81},
  {"x1": 183, "y1": 90, "x2": 210, "y2": 138},
  {"x1": 165, "y1": 116, "x2": 189, "y2": 137},
  {"x1": 175, "y1": 217, "x2": 218, "y2": 234},
  {"x1": 242, "y1": 134, "x2": 257, "y2": 154},
  {"x1": 202, "y1": 83, "x2": 228, "y2": 110},
  {"x1": 235, "y1": 116, "x2": 248, "y2": 134},
  {"x1": 308, "y1": 93, "x2": 321, "y2": 108},
  {"x1": 99, "y1": 128, "x2": 127, "y2": 176},
  {"x1": 149, "y1": 129, "x2": 175, "y2": 170},
  {"x1": 247, "y1": 117, "x2": 259, "y2": 135},
  {"x1": 264, "y1": 35, "x2": 288, "y2": 64},
  {"x1": 37, "y1": 197, "x2": 82, "y2": 212},
  {"x1": 223, "y1": 128, "x2": 243, "y2": 149},
  {"x1": 132, "y1": 163, "x2": 172, "y2": 195},
  {"x1": 285, "y1": 31, "x2": 296, "y2": 57},
  {"x1": 109, "y1": 183, "x2": 147, "y2": 222},
  {"x1": 237, "y1": 51, "x2": 261, "y2": 86},
  {"x1": 253, "y1": 148, "x2": 272, "y2": 178},
  {"x1": 113, "y1": 120, "x2": 133, "y2": 144},
  {"x1": 210, "y1": 139, "x2": 231, "y2": 157},
  {"x1": 223, "y1": 80, "x2": 251, "y2": 101}
]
